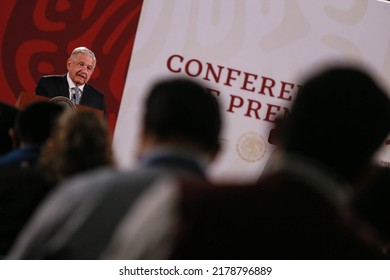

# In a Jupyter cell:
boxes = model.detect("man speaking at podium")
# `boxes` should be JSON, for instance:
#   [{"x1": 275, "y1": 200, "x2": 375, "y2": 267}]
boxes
[{"x1": 35, "y1": 46, "x2": 106, "y2": 113}]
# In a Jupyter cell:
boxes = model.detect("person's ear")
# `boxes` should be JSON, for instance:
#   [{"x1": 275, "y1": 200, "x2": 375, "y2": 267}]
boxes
[
  {"x1": 66, "y1": 58, "x2": 72, "y2": 70},
  {"x1": 208, "y1": 142, "x2": 221, "y2": 163},
  {"x1": 135, "y1": 128, "x2": 156, "y2": 159},
  {"x1": 8, "y1": 128, "x2": 20, "y2": 149}
]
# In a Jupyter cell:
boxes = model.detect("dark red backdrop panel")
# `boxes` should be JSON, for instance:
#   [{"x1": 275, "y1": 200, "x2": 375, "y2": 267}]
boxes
[{"x1": 0, "y1": 0, "x2": 143, "y2": 131}]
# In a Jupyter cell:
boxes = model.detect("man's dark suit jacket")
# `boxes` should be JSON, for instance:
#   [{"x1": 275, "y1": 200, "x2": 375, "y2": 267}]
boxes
[{"x1": 35, "y1": 75, "x2": 106, "y2": 113}]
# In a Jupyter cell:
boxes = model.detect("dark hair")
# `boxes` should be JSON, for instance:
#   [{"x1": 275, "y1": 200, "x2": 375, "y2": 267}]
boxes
[
  {"x1": 143, "y1": 78, "x2": 222, "y2": 154},
  {"x1": 15, "y1": 102, "x2": 64, "y2": 144},
  {"x1": 282, "y1": 66, "x2": 390, "y2": 182},
  {"x1": 39, "y1": 110, "x2": 113, "y2": 182}
]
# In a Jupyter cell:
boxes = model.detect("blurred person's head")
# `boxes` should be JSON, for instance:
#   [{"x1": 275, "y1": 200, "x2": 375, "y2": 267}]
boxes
[
  {"x1": 281, "y1": 66, "x2": 390, "y2": 183},
  {"x1": 14, "y1": 102, "x2": 64, "y2": 147},
  {"x1": 39, "y1": 110, "x2": 113, "y2": 182},
  {"x1": 138, "y1": 77, "x2": 222, "y2": 161},
  {"x1": 0, "y1": 102, "x2": 19, "y2": 155}
]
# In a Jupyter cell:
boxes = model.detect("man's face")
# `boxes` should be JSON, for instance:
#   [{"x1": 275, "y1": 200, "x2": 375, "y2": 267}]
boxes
[{"x1": 67, "y1": 53, "x2": 95, "y2": 86}]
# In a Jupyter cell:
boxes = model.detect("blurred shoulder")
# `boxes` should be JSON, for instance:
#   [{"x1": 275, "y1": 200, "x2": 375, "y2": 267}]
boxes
[{"x1": 37, "y1": 75, "x2": 66, "y2": 83}]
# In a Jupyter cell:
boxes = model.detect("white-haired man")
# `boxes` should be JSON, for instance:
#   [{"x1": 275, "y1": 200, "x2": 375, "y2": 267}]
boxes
[{"x1": 35, "y1": 46, "x2": 105, "y2": 113}]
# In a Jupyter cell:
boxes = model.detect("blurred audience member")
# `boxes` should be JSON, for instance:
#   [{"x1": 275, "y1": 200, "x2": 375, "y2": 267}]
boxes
[
  {"x1": 38, "y1": 110, "x2": 113, "y2": 184},
  {"x1": 0, "y1": 109, "x2": 111, "y2": 258},
  {"x1": 7, "y1": 77, "x2": 222, "y2": 259},
  {"x1": 0, "y1": 102, "x2": 64, "y2": 257},
  {"x1": 171, "y1": 65, "x2": 390, "y2": 259},
  {"x1": 0, "y1": 102, "x2": 64, "y2": 170},
  {"x1": 0, "y1": 103, "x2": 19, "y2": 156}
]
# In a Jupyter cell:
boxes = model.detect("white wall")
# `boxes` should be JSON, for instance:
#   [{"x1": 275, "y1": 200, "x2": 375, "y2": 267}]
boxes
[{"x1": 114, "y1": 0, "x2": 390, "y2": 183}]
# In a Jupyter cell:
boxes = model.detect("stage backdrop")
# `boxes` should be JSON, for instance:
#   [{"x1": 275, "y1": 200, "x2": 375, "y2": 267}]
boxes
[
  {"x1": 114, "y1": 0, "x2": 390, "y2": 183},
  {"x1": 2, "y1": 1, "x2": 390, "y2": 183},
  {"x1": 0, "y1": 0, "x2": 143, "y2": 131}
]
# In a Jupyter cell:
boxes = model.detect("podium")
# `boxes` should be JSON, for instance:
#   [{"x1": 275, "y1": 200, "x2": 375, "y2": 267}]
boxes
[{"x1": 16, "y1": 91, "x2": 104, "y2": 117}]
